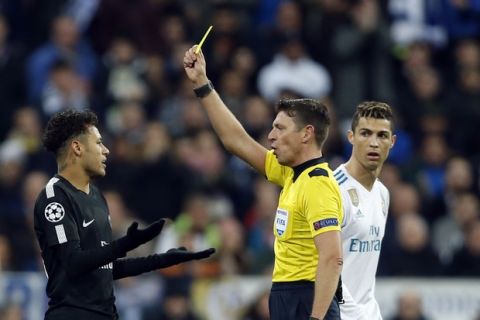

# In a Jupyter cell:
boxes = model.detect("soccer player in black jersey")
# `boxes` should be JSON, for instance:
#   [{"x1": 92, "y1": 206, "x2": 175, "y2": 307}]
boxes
[{"x1": 34, "y1": 110, "x2": 215, "y2": 320}]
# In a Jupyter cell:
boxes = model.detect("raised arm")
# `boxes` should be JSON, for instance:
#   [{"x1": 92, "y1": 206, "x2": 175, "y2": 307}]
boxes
[{"x1": 183, "y1": 46, "x2": 267, "y2": 175}]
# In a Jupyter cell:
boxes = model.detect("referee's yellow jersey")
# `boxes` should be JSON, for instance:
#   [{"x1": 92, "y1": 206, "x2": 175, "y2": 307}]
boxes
[{"x1": 265, "y1": 150, "x2": 343, "y2": 282}]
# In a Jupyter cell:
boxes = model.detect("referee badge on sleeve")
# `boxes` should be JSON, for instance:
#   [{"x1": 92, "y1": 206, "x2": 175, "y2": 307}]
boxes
[{"x1": 45, "y1": 202, "x2": 65, "y2": 223}]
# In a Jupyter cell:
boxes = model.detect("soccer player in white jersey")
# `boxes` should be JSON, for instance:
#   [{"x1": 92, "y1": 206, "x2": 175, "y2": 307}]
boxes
[{"x1": 333, "y1": 102, "x2": 396, "y2": 320}]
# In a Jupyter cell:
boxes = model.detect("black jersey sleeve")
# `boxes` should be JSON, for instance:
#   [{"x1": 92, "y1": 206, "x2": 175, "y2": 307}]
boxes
[
  {"x1": 112, "y1": 247, "x2": 215, "y2": 280},
  {"x1": 54, "y1": 219, "x2": 167, "y2": 277},
  {"x1": 55, "y1": 238, "x2": 127, "y2": 277},
  {"x1": 34, "y1": 185, "x2": 80, "y2": 246}
]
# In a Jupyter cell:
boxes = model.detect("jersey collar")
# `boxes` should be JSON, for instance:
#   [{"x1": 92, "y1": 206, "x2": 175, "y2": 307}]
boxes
[
  {"x1": 292, "y1": 157, "x2": 325, "y2": 182},
  {"x1": 55, "y1": 174, "x2": 91, "y2": 195}
]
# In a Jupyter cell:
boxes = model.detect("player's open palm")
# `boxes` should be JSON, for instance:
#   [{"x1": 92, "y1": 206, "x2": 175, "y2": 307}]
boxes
[
  {"x1": 154, "y1": 247, "x2": 216, "y2": 269},
  {"x1": 183, "y1": 46, "x2": 208, "y2": 86}
]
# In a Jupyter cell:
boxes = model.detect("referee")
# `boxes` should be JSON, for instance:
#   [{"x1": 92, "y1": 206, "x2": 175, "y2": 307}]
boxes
[
  {"x1": 33, "y1": 110, "x2": 215, "y2": 320},
  {"x1": 184, "y1": 47, "x2": 343, "y2": 320}
]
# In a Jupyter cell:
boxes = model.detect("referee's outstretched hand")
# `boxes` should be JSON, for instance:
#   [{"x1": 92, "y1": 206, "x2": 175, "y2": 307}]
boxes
[
  {"x1": 121, "y1": 219, "x2": 165, "y2": 252},
  {"x1": 153, "y1": 247, "x2": 216, "y2": 269}
]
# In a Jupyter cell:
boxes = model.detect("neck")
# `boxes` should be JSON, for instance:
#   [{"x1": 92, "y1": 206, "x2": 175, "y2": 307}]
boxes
[
  {"x1": 59, "y1": 165, "x2": 90, "y2": 193},
  {"x1": 344, "y1": 159, "x2": 380, "y2": 191},
  {"x1": 291, "y1": 147, "x2": 322, "y2": 167}
]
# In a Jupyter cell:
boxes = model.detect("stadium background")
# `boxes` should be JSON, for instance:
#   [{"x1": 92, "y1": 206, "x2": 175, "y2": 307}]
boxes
[{"x1": 0, "y1": 0, "x2": 479, "y2": 319}]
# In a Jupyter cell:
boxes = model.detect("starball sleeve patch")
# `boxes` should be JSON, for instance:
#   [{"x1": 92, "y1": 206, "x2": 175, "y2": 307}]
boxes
[{"x1": 44, "y1": 202, "x2": 65, "y2": 223}]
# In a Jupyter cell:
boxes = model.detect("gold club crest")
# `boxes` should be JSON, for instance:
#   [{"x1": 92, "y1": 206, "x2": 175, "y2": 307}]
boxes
[{"x1": 347, "y1": 188, "x2": 359, "y2": 206}]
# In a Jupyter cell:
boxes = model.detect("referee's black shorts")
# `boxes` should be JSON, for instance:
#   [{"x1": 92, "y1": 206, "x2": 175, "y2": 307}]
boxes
[
  {"x1": 45, "y1": 306, "x2": 118, "y2": 320},
  {"x1": 269, "y1": 280, "x2": 341, "y2": 320}
]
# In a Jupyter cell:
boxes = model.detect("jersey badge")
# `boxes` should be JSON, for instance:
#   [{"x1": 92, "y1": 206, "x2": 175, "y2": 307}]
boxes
[
  {"x1": 45, "y1": 202, "x2": 65, "y2": 223},
  {"x1": 313, "y1": 218, "x2": 338, "y2": 230},
  {"x1": 347, "y1": 188, "x2": 359, "y2": 206},
  {"x1": 275, "y1": 208, "x2": 288, "y2": 236}
]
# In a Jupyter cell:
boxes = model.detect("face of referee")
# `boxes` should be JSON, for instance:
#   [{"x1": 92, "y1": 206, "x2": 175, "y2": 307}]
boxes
[
  {"x1": 268, "y1": 111, "x2": 304, "y2": 167},
  {"x1": 80, "y1": 126, "x2": 110, "y2": 178},
  {"x1": 348, "y1": 117, "x2": 395, "y2": 173}
]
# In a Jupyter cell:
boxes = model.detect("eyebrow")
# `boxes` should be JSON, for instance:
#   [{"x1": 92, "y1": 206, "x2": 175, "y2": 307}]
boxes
[{"x1": 359, "y1": 128, "x2": 390, "y2": 134}]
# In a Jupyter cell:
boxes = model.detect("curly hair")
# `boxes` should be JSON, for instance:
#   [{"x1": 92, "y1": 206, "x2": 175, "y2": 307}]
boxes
[
  {"x1": 351, "y1": 101, "x2": 394, "y2": 132},
  {"x1": 276, "y1": 98, "x2": 330, "y2": 148},
  {"x1": 42, "y1": 109, "x2": 98, "y2": 156}
]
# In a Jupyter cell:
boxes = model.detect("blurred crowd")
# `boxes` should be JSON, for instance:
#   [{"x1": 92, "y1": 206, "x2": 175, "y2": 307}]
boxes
[{"x1": 0, "y1": 0, "x2": 480, "y2": 319}]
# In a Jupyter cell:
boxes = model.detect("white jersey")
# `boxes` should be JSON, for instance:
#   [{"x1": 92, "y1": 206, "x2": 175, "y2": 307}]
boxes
[{"x1": 333, "y1": 164, "x2": 389, "y2": 320}]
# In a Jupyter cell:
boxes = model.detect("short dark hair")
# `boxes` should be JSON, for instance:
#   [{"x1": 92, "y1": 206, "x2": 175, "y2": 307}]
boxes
[
  {"x1": 43, "y1": 109, "x2": 98, "y2": 156},
  {"x1": 351, "y1": 101, "x2": 394, "y2": 132},
  {"x1": 275, "y1": 98, "x2": 330, "y2": 148}
]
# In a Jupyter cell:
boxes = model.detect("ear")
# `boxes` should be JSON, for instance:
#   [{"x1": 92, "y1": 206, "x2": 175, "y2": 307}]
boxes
[
  {"x1": 347, "y1": 130, "x2": 354, "y2": 145},
  {"x1": 71, "y1": 139, "x2": 83, "y2": 157},
  {"x1": 302, "y1": 125, "x2": 314, "y2": 143},
  {"x1": 390, "y1": 134, "x2": 397, "y2": 149}
]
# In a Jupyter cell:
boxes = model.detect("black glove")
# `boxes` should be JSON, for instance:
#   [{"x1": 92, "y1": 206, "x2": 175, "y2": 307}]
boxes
[
  {"x1": 112, "y1": 247, "x2": 216, "y2": 279},
  {"x1": 152, "y1": 247, "x2": 216, "y2": 269},
  {"x1": 117, "y1": 219, "x2": 165, "y2": 253}
]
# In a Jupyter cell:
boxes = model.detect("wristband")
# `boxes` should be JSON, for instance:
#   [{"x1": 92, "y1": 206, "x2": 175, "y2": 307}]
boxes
[{"x1": 193, "y1": 80, "x2": 214, "y2": 98}]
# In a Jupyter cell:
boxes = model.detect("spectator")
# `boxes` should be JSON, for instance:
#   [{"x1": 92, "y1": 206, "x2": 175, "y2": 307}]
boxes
[
  {"x1": 390, "y1": 290, "x2": 429, "y2": 320},
  {"x1": 216, "y1": 216, "x2": 248, "y2": 275},
  {"x1": 447, "y1": 219, "x2": 480, "y2": 276},
  {"x1": 257, "y1": 31, "x2": 331, "y2": 103},
  {"x1": 254, "y1": 1, "x2": 305, "y2": 64},
  {"x1": 427, "y1": 156, "x2": 475, "y2": 224},
  {"x1": 432, "y1": 192, "x2": 480, "y2": 264},
  {"x1": 41, "y1": 59, "x2": 90, "y2": 117},
  {"x1": 330, "y1": 0, "x2": 396, "y2": 121},
  {"x1": 381, "y1": 214, "x2": 442, "y2": 276},
  {"x1": 448, "y1": 39, "x2": 480, "y2": 154},
  {"x1": 0, "y1": 15, "x2": 26, "y2": 140},
  {"x1": 244, "y1": 178, "x2": 277, "y2": 274},
  {"x1": 96, "y1": 36, "x2": 148, "y2": 109},
  {"x1": 27, "y1": 15, "x2": 97, "y2": 103}
]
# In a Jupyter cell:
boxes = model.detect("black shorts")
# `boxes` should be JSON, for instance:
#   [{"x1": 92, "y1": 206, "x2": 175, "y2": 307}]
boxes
[
  {"x1": 269, "y1": 281, "x2": 340, "y2": 320},
  {"x1": 45, "y1": 306, "x2": 118, "y2": 320}
]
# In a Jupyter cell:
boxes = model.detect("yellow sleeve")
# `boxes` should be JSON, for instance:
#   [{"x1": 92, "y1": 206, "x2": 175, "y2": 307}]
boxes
[
  {"x1": 264, "y1": 150, "x2": 289, "y2": 187},
  {"x1": 303, "y1": 177, "x2": 343, "y2": 237}
]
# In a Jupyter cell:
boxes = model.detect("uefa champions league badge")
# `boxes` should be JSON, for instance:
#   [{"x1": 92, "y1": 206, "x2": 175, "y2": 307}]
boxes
[
  {"x1": 45, "y1": 202, "x2": 65, "y2": 223},
  {"x1": 275, "y1": 208, "x2": 288, "y2": 236}
]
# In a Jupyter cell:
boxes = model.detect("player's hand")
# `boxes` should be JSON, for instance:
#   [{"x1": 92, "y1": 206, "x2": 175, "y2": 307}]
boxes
[
  {"x1": 183, "y1": 46, "x2": 209, "y2": 87},
  {"x1": 124, "y1": 219, "x2": 165, "y2": 251},
  {"x1": 153, "y1": 247, "x2": 216, "y2": 269}
]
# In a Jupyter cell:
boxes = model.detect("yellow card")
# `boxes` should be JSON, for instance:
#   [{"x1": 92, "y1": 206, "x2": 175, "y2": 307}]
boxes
[{"x1": 195, "y1": 25, "x2": 213, "y2": 54}]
